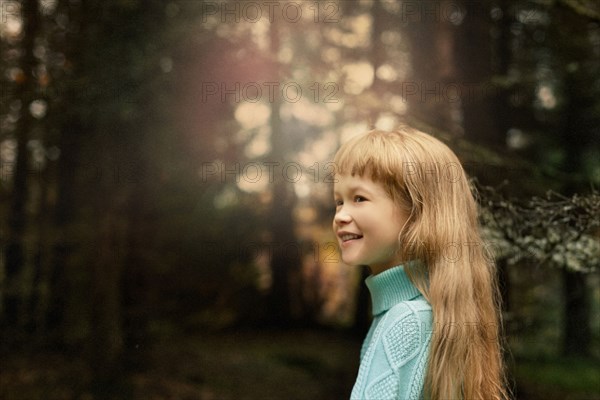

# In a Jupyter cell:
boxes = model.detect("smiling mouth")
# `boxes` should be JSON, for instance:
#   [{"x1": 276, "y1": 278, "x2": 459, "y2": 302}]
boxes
[{"x1": 340, "y1": 234, "x2": 363, "y2": 242}]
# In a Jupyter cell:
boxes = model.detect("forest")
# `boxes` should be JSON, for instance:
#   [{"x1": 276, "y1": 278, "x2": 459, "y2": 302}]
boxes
[{"x1": 1, "y1": 0, "x2": 599, "y2": 399}]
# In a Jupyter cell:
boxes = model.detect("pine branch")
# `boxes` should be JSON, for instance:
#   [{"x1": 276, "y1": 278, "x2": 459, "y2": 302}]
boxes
[{"x1": 475, "y1": 181, "x2": 600, "y2": 272}]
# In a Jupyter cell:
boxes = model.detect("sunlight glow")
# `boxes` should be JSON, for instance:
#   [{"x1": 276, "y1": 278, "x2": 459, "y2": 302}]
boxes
[
  {"x1": 381, "y1": 30, "x2": 402, "y2": 46},
  {"x1": 507, "y1": 128, "x2": 530, "y2": 150},
  {"x1": 214, "y1": 186, "x2": 239, "y2": 209},
  {"x1": 250, "y1": 18, "x2": 269, "y2": 51},
  {"x1": 350, "y1": 13, "x2": 372, "y2": 39},
  {"x1": 321, "y1": 47, "x2": 341, "y2": 64},
  {"x1": 294, "y1": 206, "x2": 317, "y2": 223},
  {"x1": 281, "y1": 99, "x2": 334, "y2": 127},
  {"x1": 537, "y1": 85, "x2": 557, "y2": 109},
  {"x1": 1, "y1": 18, "x2": 22, "y2": 37},
  {"x1": 278, "y1": 45, "x2": 294, "y2": 63},
  {"x1": 375, "y1": 113, "x2": 397, "y2": 131},
  {"x1": 237, "y1": 167, "x2": 270, "y2": 193},
  {"x1": 40, "y1": 0, "x2": 57, "y2": 15},
  {"x1": 244, "y1": 126, "x2": 271, "y2": 158},
  {"x1": 29, "y1": 99, "x2": 47, "y2": 119},
  {"x1": 343, "y1": 61, "x2": 374, "y2": 95},
  {"x1": 0, "y1": 138, "x2": 17, "y2": 163},
  {"x1": 324, "y1": 14, "x2": 372, "y2": 49},
  {"x1": 376, "y1": 64, "x2": 398, "y2": 82},
  {"x1": 234, "y1": 102, "x2": 271, "y2": 129},
  {"x1": 340, "y1": 122, "x2": 370, "y2": 143},
  {"x1": 389, "y1": 95, "x2": 408, "y2": 114},
  {"x1": 294, "y1": 181, "x2": 310, "y2": 198},
  {"x1": 311, "y1": 131, "x2": 338, "y2": 161}
]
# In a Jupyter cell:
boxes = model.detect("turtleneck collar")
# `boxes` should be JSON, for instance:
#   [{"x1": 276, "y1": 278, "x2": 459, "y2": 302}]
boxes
[{"x1": 365, "y1": 265, "x2": 423, "y2": 316}]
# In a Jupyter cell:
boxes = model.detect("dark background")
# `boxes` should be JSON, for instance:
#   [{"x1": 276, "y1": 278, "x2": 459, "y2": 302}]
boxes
[{"x1": 1, "y1": 1, "x2": 599, "y2": 399}]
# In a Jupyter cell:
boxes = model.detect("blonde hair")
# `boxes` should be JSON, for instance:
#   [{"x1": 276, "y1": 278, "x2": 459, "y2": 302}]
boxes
[{"x1": 334, "y1": 127, "x2": 510, "y2": 400}]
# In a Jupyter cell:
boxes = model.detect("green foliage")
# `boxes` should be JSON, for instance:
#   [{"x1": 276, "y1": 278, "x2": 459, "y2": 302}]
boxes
[{"x1": 514, "y1": 356, "x2": 600, "y2": 397}]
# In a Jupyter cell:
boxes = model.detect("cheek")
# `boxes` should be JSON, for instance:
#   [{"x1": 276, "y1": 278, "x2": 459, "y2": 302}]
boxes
[{"x1": 393, "y1": 203, "x2": 410, "y2": 224}]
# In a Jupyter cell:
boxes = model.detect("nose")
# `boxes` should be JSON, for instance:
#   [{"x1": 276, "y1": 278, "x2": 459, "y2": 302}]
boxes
[{"x1": 333, "y1": 209, "x2": 352, "y2": 226}]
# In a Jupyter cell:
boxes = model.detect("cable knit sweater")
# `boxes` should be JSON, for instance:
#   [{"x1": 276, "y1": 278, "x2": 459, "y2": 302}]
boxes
[{"x1": 351, "y1": 265, "x2": 432, "y2": 400}]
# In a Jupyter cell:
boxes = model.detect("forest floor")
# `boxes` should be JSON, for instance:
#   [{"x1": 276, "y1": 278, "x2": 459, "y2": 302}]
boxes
[{"x1": 1, "y1": 328, "x2": 599, "y2": 399}]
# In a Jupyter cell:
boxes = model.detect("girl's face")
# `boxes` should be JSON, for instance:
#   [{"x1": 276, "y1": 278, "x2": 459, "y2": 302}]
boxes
[{"x1": 333, "y1": 173, "x2": 410, "y2": 275}]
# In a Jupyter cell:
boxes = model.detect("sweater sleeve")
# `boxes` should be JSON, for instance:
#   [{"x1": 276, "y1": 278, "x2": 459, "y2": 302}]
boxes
[{"x1": 351, "y1": 301, "x2": 432, "y2": 400}]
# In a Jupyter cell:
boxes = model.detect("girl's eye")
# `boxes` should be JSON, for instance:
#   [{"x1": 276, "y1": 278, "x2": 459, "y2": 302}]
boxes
[
  {"x1": 354, "y1": 196, "x2": 366, "y2": 202},
  {"x1": 335, "y1": 199, "x2": 343, "y2": 207}
]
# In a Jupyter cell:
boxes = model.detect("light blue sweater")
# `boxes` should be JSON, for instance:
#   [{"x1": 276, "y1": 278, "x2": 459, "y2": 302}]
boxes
[{"x1": 351, "y1": 265, "x2": 433, "y2": 400}]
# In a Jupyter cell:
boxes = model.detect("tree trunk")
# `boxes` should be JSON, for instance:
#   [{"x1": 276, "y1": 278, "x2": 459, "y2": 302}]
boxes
[
  {"x1": 45, "y1": 0, "x2": 86, "y2": 343},
  {"x1": 562, "y1": 269, "x2": 590, "y2": 357},
  {"x1": 402, "y1": 0, "x2": 461, "y2": 134},
  {"x1": 2, "y1": 0, "x2": 39, "y2": 329},
  {"x1": 122, "y1": 162, "x2": 153, "y2": 371},
  {"x1": 265, "y1": 18, "x2": 302, "y2": 326},
  {"x1": 26, "y1": 153, "x2": 55, "y2": 335},
  {"x1": 89, "y1": 200, "x2": 127, "y2": 398},
  {"x1": 46, "y1": 120, "x2": 83, "y2": 340},
  {"x1": 552, "y1": 4, "x2": 596, "y2": 358},
  {"x1": 454, "y1": 2, "x2": 506, "y2": 146},
  {"x1": 454, "y1": 1, "x2": 521, "y2": 325}
]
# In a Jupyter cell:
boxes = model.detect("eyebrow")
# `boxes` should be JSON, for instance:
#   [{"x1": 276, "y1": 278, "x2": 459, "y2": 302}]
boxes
[{"x1": 333, "y1": 185, "x2": 374, "y2": 197}]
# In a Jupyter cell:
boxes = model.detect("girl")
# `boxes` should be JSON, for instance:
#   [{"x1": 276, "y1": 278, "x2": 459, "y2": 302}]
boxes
[{"x1": 333, "y1": 127, "x2": 509, "y2": 400}]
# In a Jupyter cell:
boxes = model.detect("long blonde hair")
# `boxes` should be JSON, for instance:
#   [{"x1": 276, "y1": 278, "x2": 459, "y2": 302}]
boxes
[{"x1": 334, "y1": 127, "x2": 510, "y2": 400}]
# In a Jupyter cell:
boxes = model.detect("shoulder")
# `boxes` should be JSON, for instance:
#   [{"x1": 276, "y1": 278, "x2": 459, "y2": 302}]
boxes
[
  {"x1": 381, "y1": 297, "x2": 432, "y2": 333},
  {"x1": 379, "y1": 298, "x2": 432, "y2": 369},
  {"x1": 385, "y1": 297, "x2": 431, "y2": 320}
]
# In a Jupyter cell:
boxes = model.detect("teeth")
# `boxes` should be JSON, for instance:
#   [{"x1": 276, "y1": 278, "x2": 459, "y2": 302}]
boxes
[{"x1": 341, "y1": 234, "x2": 361, "y2": 241}]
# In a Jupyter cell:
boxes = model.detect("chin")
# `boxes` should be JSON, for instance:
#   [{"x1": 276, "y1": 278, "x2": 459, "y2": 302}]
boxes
[
  {"x1": 341, "y1": 256, "x2": 356, "y2": 266},
  {"x1": 342, "y1": 257, "x2": 365, "y2": 267}
]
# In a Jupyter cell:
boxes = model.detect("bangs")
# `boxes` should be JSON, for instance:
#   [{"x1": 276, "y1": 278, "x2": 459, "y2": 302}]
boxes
[{"x1": 333, "y1": 130, "x2": 407, "y2": 189}]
